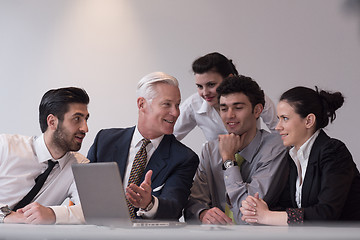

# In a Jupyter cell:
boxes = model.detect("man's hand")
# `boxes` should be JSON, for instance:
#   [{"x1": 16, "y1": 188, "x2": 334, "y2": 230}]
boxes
[
  {"x1": 3, "y1": 210, "x2": 27, "y2": 224},
  {"x1": 126, "y1": 170, "x2": 153, "y2": 209},
  {"x1": 199, "y1": 207, "x2": 233, "y2": 225},
  {"x1": 218, "y1": 133, "x2": 247, "y2": 162},
  {"x1": 21, "y1": 202, "x2": 56, "y2": 224}
]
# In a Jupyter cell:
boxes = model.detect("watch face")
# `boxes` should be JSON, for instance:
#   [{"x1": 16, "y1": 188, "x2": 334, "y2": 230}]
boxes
[
  {"x1": 224, "y1": 160, "x2": 234, "y2": 169},
  {"x1": 0, "y1": 206, "x2": 11, "y2": 215}
]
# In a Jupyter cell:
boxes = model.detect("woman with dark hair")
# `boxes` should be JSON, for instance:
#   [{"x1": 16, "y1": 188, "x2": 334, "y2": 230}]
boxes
[
  {"x1": 173, "y1": 52, "x2": 278, "y2": 141},
  {"x1": 240, "y1": 86, "x2": 360, "y2": 225}
]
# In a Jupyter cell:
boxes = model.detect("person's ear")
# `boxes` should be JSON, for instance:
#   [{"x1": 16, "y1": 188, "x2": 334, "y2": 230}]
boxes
[
  {"x1": 137, "y1": 97, "x2": 146, "y2": 111},
  {"x1": 254, "y1": 103, "x2": 264, "y2": 118},
  {"x1": 47, "y1": 114, "x2": 58, "y2": 131},
  {"x1": 305, "y1": 113, "x2": 316, "y2": 129}
]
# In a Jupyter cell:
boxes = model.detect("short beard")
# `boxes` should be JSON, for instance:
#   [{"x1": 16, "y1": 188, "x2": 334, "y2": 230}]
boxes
[{"x1": 53, "y1": 120, "x2": 81, "y2": 153}]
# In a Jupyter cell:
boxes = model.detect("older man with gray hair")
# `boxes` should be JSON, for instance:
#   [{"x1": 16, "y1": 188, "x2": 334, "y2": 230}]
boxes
[{"x1": 87, "y1": 72, "x2": 199, "y2": 220}]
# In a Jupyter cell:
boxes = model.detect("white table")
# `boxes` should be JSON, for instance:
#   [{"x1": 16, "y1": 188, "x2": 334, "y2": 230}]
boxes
[{"x1": 1, "y1": 223, "x2": 360, "y2": 240}]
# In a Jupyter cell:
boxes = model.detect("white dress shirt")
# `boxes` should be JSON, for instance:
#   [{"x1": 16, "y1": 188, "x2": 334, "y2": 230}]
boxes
[
  {"x1": 289, "y1": 130, "x2": 320, "y2": 208},
  {"x1": 0, "y1": 134, "x2": 89, "y2": 224},
  {"x1": 123, "y1": 127, "x2": 163, "y2": 218},
  {"x1": 174, "y1": 93, "x2": 278, "y2": 141}
]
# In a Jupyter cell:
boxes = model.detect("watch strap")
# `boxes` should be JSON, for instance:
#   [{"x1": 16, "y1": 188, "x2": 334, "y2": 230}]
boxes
[
  {"x1": 222, "y1": 159, "x2": 238, "y2": 170},
  {"x1": 143, "y1": 196, "x2": 155, "y2": 212},
  {"x1": 0, "y1": 205, "x2": 11, "y2": 223}
]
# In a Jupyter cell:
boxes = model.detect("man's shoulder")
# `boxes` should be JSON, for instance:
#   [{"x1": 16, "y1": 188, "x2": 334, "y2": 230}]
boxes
[
  {"x1": 164, "y1": 134, "x2": 191, "y2": 150},
  {"x1": 0, "y1": 134, "x2": 33, "y2": 145},
  {"x1": 163, "y1": 134, "x2": 199, "y2": 158},
  {"x1": 258, "y1": 129, "x2": 287, "y2": 153},
  {"x1": 199, "y1": 139, "x2": 220, "y2": 160},
  {"x1": 260, "y1": 129, "x2": 283, "y2": 144},
  {"x1": 95, "y1": 127, "x2": 135, "y2": 139},
  {"x1": 68, "y1": 152, "x2": 90, "y2": 164}
]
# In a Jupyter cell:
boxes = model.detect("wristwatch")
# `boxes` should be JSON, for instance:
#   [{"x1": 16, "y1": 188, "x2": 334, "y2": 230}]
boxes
[
  {"x1": 222, "y1": 159, "x2": 238, "y2": 170},
  {"x1": 143, "y1": 196, "x2": 155, "y2": 212},
  {"x1": 0, "y1": 205, "x2": 11, "y2": 223}
]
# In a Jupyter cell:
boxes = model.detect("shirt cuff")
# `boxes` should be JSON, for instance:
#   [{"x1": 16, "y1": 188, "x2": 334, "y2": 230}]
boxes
[
  {"x1": 136, "y1": 196, "x2": 159, "y2": 219},
  {"x1": 50, "y1": 205, "x2": 85, "y2": 224},
  {"x1": 224, "y1": 165, "x2": 243, "y2": 186}
]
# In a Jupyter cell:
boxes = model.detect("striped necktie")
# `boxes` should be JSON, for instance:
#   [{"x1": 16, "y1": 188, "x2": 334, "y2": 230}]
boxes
[{"x1": 127, "y1": 138, "x2": 151, "y2": 218}]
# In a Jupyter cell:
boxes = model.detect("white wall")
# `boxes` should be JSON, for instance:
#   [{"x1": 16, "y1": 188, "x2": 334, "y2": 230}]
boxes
[{"x1": 1, "y1": 0, "x2": 360, "y2": 167}]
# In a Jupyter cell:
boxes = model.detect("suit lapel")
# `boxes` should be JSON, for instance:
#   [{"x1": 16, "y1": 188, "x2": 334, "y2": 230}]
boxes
[
  {"x1": 288, "y1": 157, "x2": 298, "y2": 207},
  {"x1": 114, "y1": 127, "x2": 135, "y2": 181},
  {"x1": 301, "y1": 162, "x2": 316, "y2": 207},
  {"x1": 143, "y1": 135, "x2": 170, "y2": 183},
  {"x1": 301, "y1": 130, "x2": 329, "y2": 206}
]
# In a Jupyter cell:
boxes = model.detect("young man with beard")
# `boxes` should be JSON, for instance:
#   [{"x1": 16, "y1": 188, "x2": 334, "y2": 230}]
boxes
[
  {"x1": 184, "y1": 75, "x2": 288, "y2": 224},
  {"x1": 0, "y1": 87, "x2": 90, "y2": 224},
  {"x1": 88, "y1": 72, "x2": 199, "y2": 220}
]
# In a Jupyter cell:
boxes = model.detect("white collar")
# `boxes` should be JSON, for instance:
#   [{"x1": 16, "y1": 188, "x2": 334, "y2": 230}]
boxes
[
  {"x1": 33, "y1": 134, "x2": 69, "y2": 169},
  {"x1": 196, "y1": 95, "x2": 214, "y2": 114},
  {"x1": 133, "y1": 126, "x2": 163, "y2": 150}
]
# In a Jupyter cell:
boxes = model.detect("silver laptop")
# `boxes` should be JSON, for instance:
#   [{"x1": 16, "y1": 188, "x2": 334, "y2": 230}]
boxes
[{"x1": 72, "y1": 162, "x2": 186, "y2": 228}]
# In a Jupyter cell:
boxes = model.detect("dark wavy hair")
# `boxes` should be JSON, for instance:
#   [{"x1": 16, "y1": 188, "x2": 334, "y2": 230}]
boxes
[
  {"x1": 280, "y1": 86, "x2": 344, "y2": 130},
  {"x1": 39, "y1": 87, "x2": 89, "y2": 133},
  {"x1": 192, "y1": 52, "x2": 238, "y2": 78},
  {"x1": 216, "y1": 75, "x2": 265, "y2": 110}
]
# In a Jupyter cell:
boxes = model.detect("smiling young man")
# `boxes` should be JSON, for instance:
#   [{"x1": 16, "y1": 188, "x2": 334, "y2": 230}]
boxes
[
  {"x1": 184, "y1": 75, "x2": 288, "y2": 225},
  {"x1": 87, "y1": 72, "x2": 199, "y2": 220},
  {"x1": 0, "y1": 87, "x2": 90, "y2": 224}
]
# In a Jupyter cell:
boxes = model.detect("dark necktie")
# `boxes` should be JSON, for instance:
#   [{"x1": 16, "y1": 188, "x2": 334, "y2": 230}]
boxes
[
  {"x1": 126, "y1": 138, "x2": 151, "y2": 218},
  {"x1": 13, "y1": 160, "x2": 58, "y2": 211}
]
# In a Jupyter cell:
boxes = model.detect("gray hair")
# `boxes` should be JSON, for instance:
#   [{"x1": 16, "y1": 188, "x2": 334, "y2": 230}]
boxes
[{"x1": 136, "y1": 72, "x2": 179, "y2": 101}]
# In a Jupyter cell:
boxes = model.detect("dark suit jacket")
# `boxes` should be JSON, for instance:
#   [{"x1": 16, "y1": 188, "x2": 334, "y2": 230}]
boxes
[
  {"x1": 277, "y1": 130, "x2": 360, "y2": 222},
  {"x1": 87, "y1": 127, "x2": 199, "y2": 220}
]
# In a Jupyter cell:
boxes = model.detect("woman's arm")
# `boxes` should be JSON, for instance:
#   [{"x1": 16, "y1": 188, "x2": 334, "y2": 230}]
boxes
[
  {"x1": 240, "y1": 193, "x2": 288, "y2": 225},
  {"x1": 173, "y1": 96, "x2": 197, "y2": 141},
  {"x1": 261, "y1": 94, "x2": 278, "y2": 132}
]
